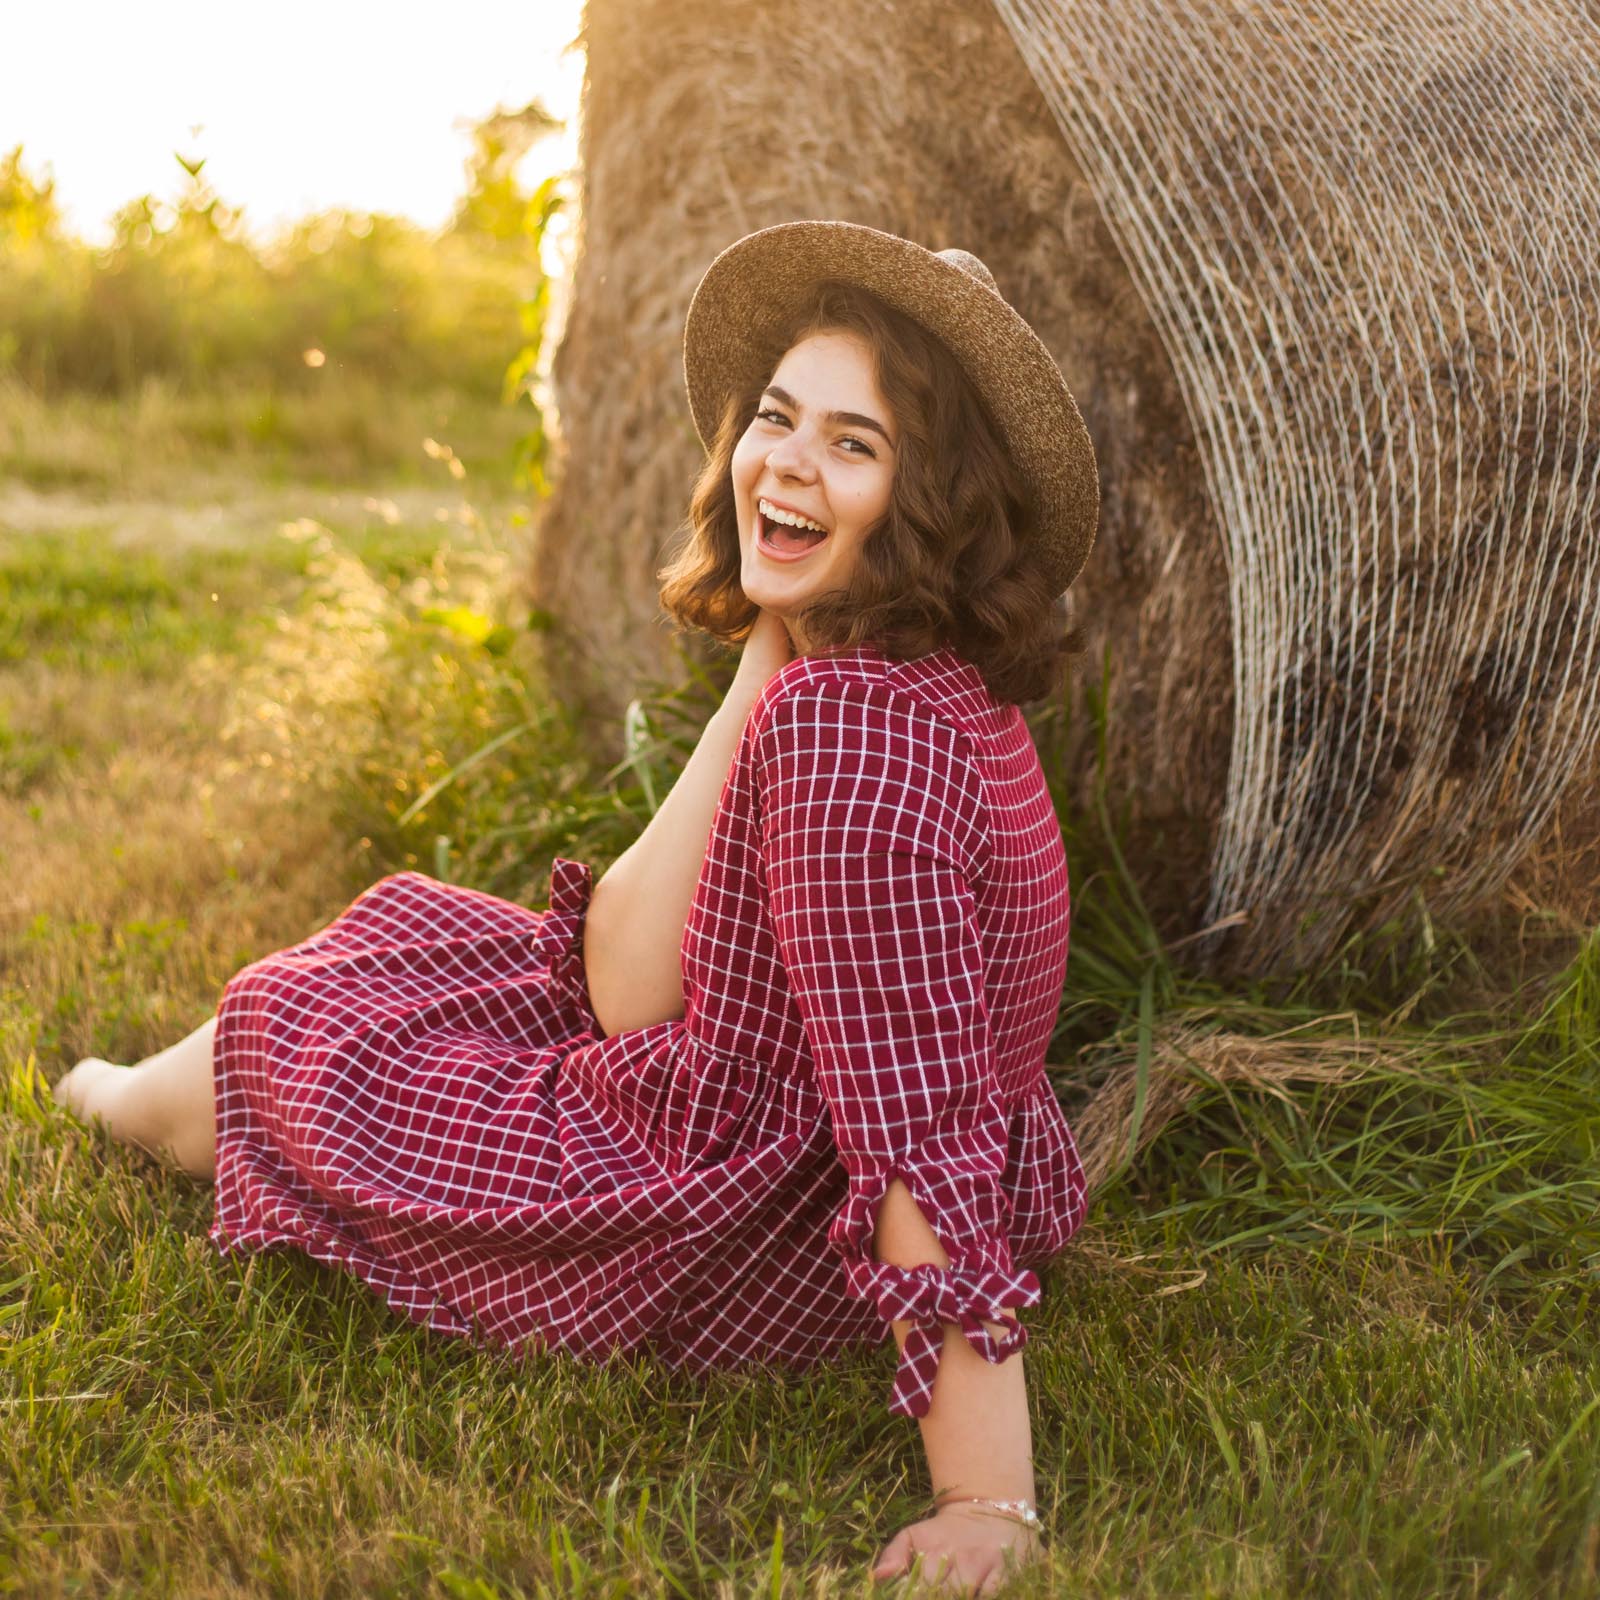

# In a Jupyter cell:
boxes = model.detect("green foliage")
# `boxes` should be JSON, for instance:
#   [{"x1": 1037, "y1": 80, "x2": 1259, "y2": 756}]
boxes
[
  {"x1": 0, "y1": 375, "x2": 532, "y2": 490},
  {"x1": 451, "y1": 101, "x2": 563, "y2": 245},
  {"x1": 0, "y1": 143, "x2": 65, "y2": 249},
  {"x1": 502, "y1": 175, "x2": 564, "y2": 497},
  {"x1": 0, "y1": 123, "x2": 563, "y2": 414}
]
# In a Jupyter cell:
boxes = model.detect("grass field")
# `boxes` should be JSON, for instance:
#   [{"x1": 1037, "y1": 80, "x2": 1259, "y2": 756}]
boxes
[{"x1": 2, "y1": 402, "x2": 1598, "y2": 1597}]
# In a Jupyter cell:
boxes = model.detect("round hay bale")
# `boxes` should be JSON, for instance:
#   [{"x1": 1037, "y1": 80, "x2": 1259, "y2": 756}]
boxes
[
  {"x1": 531, "y1": 0, "x2": 1600, "y2": 977},
  {"x1": 532, "y1": 0, "x2": 1232, "y2": 942},
  {"x1": 991, "y1": 0, "x2": 1600, "y2": 972}
]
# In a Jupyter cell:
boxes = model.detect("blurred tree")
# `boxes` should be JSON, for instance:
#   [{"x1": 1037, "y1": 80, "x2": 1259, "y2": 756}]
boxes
[
  {"x1": 0, "y1": 145, "x2": 65, "y2": 248},
  {"x1": 449, "y1": 98, "x2": 567, "y2": 495},
  {"x1": 0, "y1": 105, "x2": 565, "y2": 452},
  {"x1": 451, "y1": 99, "x2": 563, "y2": 245},
  {"x1": 93, "y1": 154, "x2": 268, "y2": 391}
]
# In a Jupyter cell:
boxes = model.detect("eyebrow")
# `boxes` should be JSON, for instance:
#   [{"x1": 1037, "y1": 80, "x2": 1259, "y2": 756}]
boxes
[{"x1": 762, "y1": 384, "x2": 896, "y2": 450}]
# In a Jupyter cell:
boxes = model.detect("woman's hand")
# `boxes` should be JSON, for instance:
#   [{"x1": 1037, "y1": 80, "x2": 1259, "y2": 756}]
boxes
[
  {"x1": 870, "y1": 1503, "x2": 1044, "y2": 1596},
  {"x1": 729, "y1": 606, "x2": 796, "y2": 701}
]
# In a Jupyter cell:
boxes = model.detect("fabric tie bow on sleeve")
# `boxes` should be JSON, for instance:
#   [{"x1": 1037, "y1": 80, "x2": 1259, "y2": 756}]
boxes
[{"x1": 855, "y1": 1257, "x2": 1042, "y2": 1419}]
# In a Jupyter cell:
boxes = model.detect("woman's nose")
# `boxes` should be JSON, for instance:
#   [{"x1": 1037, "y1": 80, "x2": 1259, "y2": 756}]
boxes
[{"x1": 766, "y1": 426, "x2": 818, "y2": 478}]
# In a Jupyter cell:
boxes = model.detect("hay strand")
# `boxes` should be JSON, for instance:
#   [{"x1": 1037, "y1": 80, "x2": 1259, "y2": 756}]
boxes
[{"x1": 1065, "y1": 1014, "x2": 1435, "y2": 1195}]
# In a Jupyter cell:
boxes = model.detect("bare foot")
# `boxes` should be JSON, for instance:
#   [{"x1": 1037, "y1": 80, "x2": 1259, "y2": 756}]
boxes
[
  {"x1": 54, "y1": 1017, "x2": 218, "y2": 1179},
  {"x1": 53, "y1": 1056, "x2": 213, "y2": 1176},
  {"x1": 53, "y1": 1057, "x2": 132, "y2": 1128}
]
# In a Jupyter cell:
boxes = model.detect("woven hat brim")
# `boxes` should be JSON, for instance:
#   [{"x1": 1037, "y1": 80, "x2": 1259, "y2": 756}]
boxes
[{"x1": 682, "y1": 219, "x2": 1099, "y2": 596}]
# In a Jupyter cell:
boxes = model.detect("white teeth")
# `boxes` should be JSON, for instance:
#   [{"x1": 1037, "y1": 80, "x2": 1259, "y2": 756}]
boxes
[{"x1": 758, "y1": 497, "x2": 828, "y2": 535}]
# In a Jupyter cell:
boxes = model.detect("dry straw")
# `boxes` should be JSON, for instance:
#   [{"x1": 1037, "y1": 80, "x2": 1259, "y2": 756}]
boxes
[
  {"x1": 992, "y1": 0, "x2": 1600, "y2": 971},
  {"x1": 1065, "y1": 1017, "x2": 1436, "y2": 1196},
  {"x1": 534, "y1": 0, "x2": 1600, "y2": 979}
]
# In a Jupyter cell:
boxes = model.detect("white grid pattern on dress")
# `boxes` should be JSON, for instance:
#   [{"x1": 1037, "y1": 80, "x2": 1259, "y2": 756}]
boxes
[{"x1": 209, "y1": 642, "x2": 1088, "y2": 1418}]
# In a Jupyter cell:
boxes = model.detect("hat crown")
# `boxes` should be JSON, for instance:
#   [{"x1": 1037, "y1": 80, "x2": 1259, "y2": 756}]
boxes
[{"x1": 935, "y1": 247, "x2": 999, "y2": 296}]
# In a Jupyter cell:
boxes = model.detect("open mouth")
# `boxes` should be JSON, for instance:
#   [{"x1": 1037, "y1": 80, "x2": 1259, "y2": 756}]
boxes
[{"x1": 757, "y1": 502, "x2": 829, "y2": 559}]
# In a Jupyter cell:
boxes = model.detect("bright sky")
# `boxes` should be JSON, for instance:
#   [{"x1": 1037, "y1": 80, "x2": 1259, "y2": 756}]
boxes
[{"x1": 3, "y1": 0, "x2": 586, "y2": 247}]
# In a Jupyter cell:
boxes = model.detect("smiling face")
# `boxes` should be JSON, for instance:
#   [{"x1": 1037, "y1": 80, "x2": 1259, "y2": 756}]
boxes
[{"x1": 730, "y1": 329, "x2": 899, "y2": 652}]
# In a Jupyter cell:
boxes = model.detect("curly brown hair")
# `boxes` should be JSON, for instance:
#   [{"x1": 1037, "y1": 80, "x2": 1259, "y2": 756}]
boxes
[{"x1": 655, "y1": 279, "x2": 1085, "y2": 707}]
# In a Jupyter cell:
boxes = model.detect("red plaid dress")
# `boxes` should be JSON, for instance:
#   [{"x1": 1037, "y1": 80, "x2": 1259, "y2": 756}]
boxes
[{"x1": 210, "y1": 642, "x2": 1087, "y2": 1418}]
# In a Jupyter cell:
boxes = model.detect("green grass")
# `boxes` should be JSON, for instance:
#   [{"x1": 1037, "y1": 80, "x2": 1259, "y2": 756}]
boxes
[
  {"x1": 0, "y1": 529, "x2": 308, "y2": 678},
  {"x1": 2, "y1": 454, "x2": 1599, "y2": 1595},
  {"x1": 0, "y1": 374, "x2": 533, "y2": 495}
]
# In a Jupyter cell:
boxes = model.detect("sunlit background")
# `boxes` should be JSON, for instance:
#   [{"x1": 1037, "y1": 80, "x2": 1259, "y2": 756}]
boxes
[
  {"x1": 2, "y1": 0, "x2": 584, "y2": 253},
  {"x1": 0, "y1": 0, "x2": 590, "y2": 482}
]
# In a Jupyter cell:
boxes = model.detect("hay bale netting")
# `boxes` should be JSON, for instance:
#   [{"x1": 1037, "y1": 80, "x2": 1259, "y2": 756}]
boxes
[
  {"x1": 532, "y1": 0, "x2": 1600, "y2": 976},
  {"x1": 990, "y1": 0, "x2": 1600, "y2": 973},
  {"x1": 534, "y1": 0, "x2": 1234, "y2": 942}
]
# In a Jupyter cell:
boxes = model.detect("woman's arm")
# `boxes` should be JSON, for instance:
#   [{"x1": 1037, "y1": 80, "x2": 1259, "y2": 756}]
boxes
[
  {"x1": 583, "y1": 611, "x2": 794, "y2": 1036},
  {"x1": 869, "y1": 1178, "x2": 1043, "y2": 1594},
  {"x1": 876, "y1": 1178, "x2": 1037, "y2": 1503},
  {"x1": 747, "y1": 672, "x2": 1045, "y2": 1590}
]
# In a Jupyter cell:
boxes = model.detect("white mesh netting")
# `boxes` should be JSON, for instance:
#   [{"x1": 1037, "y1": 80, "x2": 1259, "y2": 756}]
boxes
[{"x1": 992, "y1": 0, "x2": 1600, "y2": 970}]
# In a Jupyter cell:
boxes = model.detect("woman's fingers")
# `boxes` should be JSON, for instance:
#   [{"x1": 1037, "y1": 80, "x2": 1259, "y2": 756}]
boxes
[
  {"x1": 871, "y1": 1526, "x2": 912, "y2": 1579},
  {"x1": 871, "y1": 1512, "x2": 1040, "y2": 1593},
  {"x1": 871, "y1": 1526, "x2": 963, "y2": 1589}
]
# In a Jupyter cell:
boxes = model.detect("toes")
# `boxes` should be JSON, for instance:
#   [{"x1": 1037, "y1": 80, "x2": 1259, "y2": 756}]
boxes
[
  {"x1": 52, "y1": 1061, "x2": 87, "y2": 1108},
  {"x1": 54, "y1": 1058, "x2": 117, "y2": 1115}
]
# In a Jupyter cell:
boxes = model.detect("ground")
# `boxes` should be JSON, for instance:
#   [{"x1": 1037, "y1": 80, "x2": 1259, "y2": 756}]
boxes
[{"x1": 2, "y1": 446, "x2": 1597, "y2": 1597}]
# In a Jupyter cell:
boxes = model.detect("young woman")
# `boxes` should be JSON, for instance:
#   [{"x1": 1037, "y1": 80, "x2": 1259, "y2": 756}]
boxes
[{"x1": 55, "y1": 220, "x2": 1100, "y2": 1597}]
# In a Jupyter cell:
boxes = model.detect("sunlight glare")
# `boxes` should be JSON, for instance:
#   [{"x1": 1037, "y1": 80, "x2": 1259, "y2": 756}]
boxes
[{"x1": 0, "y1": 0, "x2": 587, "y2": 248}]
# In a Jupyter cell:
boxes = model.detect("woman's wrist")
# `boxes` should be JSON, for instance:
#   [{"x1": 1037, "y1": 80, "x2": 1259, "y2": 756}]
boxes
[{"x1": 932, "y1": 1494, "x2": 1042, "y2": 1532}]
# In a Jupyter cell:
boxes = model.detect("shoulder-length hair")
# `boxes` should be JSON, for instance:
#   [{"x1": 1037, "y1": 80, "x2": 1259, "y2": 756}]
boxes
[{"x1": 656, "y1": 278, "x2": 1085, "y2": 707}]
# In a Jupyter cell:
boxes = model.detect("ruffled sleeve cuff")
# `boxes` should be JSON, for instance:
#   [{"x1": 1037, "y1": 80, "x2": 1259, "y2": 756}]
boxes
[
  {"x1": 529, "y1": 857, "x2": 606, "y2": 1039},
  {"x1": 843, "y1": 1254, "x2": 1042, "y2": 1419}
]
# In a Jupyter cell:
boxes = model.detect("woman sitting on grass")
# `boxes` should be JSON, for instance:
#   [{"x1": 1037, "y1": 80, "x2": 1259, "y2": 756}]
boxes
[{"x1": 56, "y1": 219, "x2": 1101, "y2": 1597}]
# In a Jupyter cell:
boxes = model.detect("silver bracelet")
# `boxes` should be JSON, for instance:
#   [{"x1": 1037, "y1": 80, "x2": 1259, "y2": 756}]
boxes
[{"x1": 933, "y1": 1495, "x2": 1042, "y2": 1531}]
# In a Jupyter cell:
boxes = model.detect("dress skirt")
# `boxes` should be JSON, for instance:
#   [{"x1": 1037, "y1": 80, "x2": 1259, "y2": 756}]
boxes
[{"x1": 209, "y1": 863, "x2": 892, "y2": 1381}]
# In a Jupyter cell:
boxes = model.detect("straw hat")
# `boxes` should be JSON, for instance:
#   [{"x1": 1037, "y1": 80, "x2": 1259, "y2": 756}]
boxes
[{"x1": 682, "y1": 219, "x2": 1099, "y2": 597}]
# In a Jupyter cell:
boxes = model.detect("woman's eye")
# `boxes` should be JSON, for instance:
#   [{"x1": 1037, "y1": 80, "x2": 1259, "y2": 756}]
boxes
[{"x1": 758, "y1": 406, "x2": 876, "y2": 457}]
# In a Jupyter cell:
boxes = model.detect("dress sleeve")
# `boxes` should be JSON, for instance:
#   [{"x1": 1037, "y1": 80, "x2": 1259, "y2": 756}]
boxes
[{"x1": 752, "y1": 673, "x2": 1042, "y2": 1420}]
